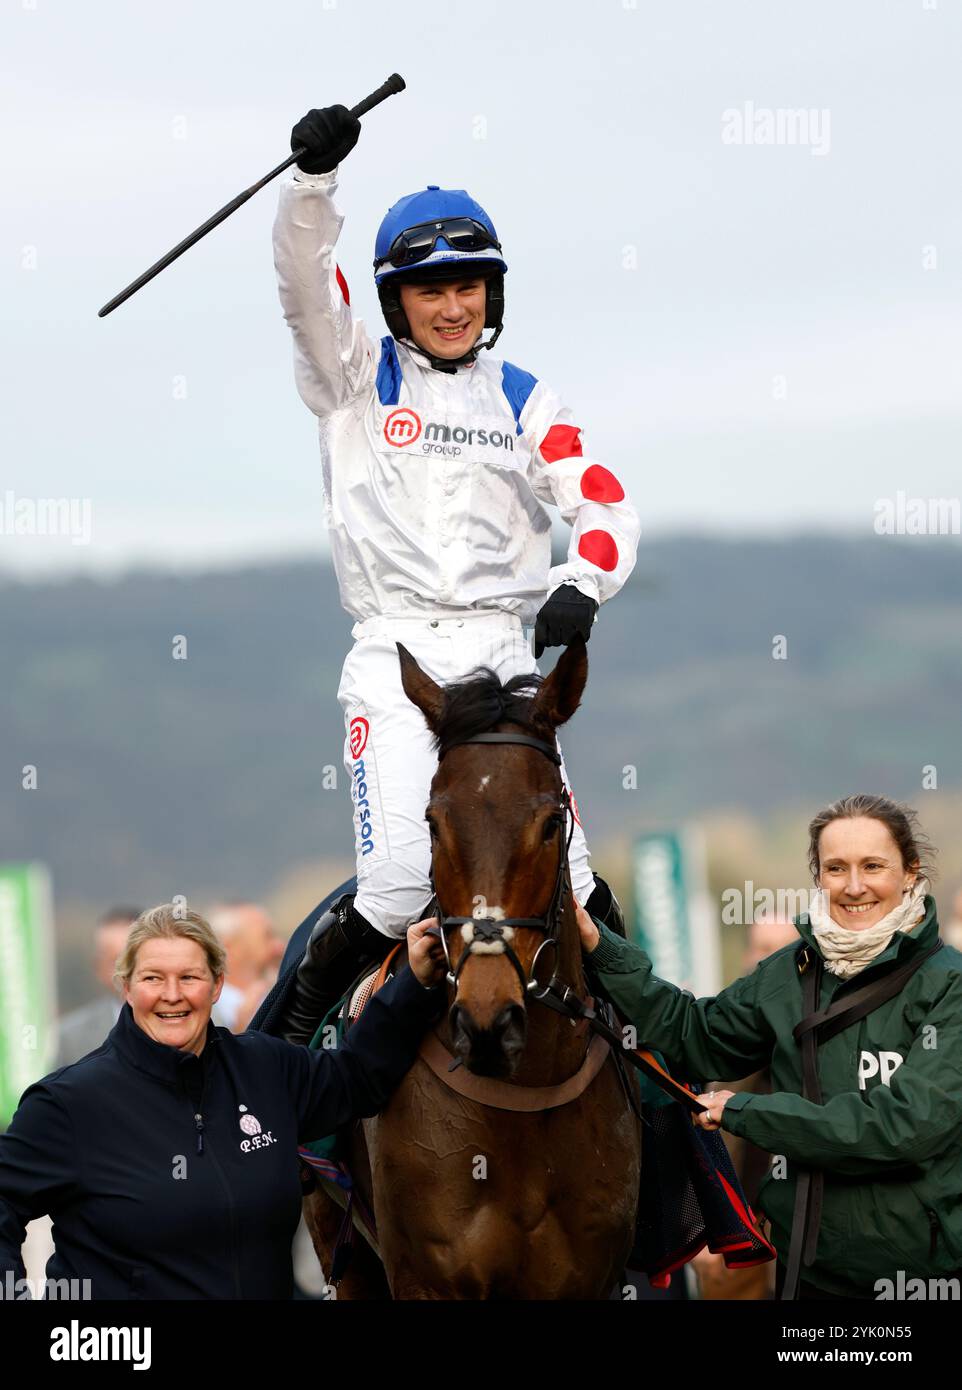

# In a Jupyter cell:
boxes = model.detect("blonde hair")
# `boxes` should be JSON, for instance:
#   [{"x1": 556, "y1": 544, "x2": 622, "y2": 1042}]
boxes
[{"x1": 113, "y1": 903, "x2": 227, "y2": 989}]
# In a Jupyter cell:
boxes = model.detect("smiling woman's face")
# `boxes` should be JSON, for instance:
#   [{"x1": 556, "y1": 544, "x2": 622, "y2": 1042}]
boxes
[
  {"x1": 816, "y1": 816, "x2": 918, "y2": 931},
  {"x1": 123, "y1": 937, "x2": 223, "y2": 1055}
]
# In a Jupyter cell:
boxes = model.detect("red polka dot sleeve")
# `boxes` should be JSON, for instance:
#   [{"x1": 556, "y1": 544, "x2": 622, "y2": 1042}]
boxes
[{"x1": 520, "y1": 382, "x2": 641, "y2": 607}]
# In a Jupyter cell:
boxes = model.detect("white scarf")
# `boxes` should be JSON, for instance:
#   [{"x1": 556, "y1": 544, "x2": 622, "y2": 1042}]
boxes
[{"x1": 809, "y1": 880, "x2": 928, "y2": 979}]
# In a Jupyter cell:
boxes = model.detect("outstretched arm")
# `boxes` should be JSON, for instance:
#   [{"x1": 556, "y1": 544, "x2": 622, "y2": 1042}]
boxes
[
  {"x1": 273, "y1": 120, "x2": 376, "y2": 417},
  {"x1": 719, "y1": 984, "x2": 962, "y2": 1175},
  {"x1": 283, "y1": 965, "x2": 445, "y2": 1140},
  {"x1": 580, "y1": 913, "x2": 775, "y2": 1081},
  {"x1": 278, "y1": 918, "x2": 447, "y2": 1139}
]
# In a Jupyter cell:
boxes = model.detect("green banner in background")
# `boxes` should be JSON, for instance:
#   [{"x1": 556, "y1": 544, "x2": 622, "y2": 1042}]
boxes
[
  {"x1": 631, "y1": 828, "x2": 720, "y2": 997},
  {"x1": 0, "y1": 863, "x2": 56, "y2": 1126}
]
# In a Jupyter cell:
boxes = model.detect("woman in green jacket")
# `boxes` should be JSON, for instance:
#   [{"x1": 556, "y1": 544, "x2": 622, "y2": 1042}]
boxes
[{"x1": 578, "y1": 794, "x2": 962, "y2": 1300}]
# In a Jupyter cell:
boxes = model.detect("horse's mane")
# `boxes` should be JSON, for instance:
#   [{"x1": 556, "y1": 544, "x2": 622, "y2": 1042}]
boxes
[{"x1": 433, "y1": 664, "x2": 545, "y2": 760}]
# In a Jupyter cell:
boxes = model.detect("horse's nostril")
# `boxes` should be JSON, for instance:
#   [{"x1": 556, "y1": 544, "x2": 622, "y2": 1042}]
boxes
[
  {"x1": 494, "y1": 1003, "x2": 526, "y2": 1037},
  {"x1": 496, "y1": 1004, "x2": 527, "y2": 1061},
  {"x1": 449, "y1": 1002, "x2": 480, "y2": 1058},
  {"x1": 448, "y1": 1000, "x2": 527, "y2": 1077}
]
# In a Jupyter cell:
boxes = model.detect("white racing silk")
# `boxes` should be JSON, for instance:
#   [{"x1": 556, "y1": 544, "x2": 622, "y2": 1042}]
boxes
[
  {"x1": 273, "y1": 167, "x2": 641, "y2": 625},
  {"x1": 272, "y1": 168, "x2": 640, "y2": 935}
]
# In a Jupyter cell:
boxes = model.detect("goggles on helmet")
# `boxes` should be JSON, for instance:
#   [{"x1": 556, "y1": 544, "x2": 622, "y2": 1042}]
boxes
[{"x1": 373, "y1": 217, "x2": 502, "y2": 272}]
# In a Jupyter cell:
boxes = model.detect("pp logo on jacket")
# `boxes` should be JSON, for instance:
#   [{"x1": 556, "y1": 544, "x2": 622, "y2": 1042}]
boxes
[{"x1": 857, "y1": 1050, "x2": 904, "y2": 1089}]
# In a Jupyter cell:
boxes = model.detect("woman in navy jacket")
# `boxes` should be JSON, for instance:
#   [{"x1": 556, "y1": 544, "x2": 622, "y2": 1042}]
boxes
[{"x1": 0, "y1": 902, "x2": 445, "y2": 1299}]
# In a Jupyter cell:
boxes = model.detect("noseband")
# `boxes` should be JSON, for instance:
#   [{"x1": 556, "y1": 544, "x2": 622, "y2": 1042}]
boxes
[{"x1": 427, "y1": 732, "x2": 575, "y2": 998}]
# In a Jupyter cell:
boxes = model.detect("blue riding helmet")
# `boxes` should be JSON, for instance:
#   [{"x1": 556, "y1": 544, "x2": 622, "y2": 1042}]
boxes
[
  {"x1": 373, "y1": 185, "x2": 508, "y2": 285},
  {"x1": 374, "y1": 185, "x2": 508, "y2": 369}
]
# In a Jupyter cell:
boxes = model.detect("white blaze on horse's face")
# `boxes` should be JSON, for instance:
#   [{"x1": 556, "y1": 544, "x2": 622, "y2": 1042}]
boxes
[
  {"x1": 462, "y1": 903, "x2": 513, "y2": 956},
  {"x1": 473, "y1": 902, "x2": 505, "y2": 920}
]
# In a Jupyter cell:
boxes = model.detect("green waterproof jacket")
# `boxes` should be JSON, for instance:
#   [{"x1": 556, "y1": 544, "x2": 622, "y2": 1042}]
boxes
[{"x1": 586, "y1": 895, "x2": 962, "y2": 1297}]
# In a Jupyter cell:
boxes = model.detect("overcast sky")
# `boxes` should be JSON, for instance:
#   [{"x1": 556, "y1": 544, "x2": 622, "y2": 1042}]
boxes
[{"x1": 3, "y1": 0, "x2": 961, "y2": 576}]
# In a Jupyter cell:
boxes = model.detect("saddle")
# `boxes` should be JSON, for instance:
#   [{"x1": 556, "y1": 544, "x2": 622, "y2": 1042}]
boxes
[{"x1": 344, "y1": 947, "x2": 403, "y2": 1027}]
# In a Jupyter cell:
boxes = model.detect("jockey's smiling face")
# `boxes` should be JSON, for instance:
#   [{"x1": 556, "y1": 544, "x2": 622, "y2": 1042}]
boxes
[{"x1": 399, "y1": 277, "x2": 486, "y2": 359}]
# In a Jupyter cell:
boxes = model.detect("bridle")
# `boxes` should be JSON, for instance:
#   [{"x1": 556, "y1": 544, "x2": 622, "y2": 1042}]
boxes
[
  {"x1": 426, "y1": 731, "x2": 576, "y2": 1003},
  {"x1": 423, "y1": 729, "x2": 707, "y2": 1116}
]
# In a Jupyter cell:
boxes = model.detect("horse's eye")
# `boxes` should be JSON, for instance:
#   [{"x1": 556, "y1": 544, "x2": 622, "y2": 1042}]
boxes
[
  {"x1": 425, "y1": 814, "x2": 439, "y2": 840},
  {"x1": 542, "y1": 814, "x2": 562, "y2": 842}
]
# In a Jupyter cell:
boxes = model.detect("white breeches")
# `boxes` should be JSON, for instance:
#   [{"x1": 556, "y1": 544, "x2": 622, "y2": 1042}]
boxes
[{"x1": 336, "y1": 610, "x2": 596, "y2": 938}]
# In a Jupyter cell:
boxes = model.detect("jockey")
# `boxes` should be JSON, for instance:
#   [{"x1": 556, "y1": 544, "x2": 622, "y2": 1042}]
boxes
[{"x1": 272, "y1": 105, "x2": 641, "y2": 1036}]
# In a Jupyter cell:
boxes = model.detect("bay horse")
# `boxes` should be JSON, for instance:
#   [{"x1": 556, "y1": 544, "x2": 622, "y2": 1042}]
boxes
[{"x1": 303, "y1": 635, "x2": 642, "y2": 1298}]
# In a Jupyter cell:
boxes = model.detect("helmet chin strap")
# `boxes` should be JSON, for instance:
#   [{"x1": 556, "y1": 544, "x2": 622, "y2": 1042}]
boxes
[{"x1": 403, "y1": 322, "x2": 503, "y2": 373}]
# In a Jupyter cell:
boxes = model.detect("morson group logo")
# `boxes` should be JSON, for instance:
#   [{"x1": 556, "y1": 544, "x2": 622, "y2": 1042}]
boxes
[
  {"x1": 383, "y1": 408, "x2": 515, "y2": 457},
  {"x1": 383, "y1": 408, "x2": 422, "y2": 447},
  {"x1": 349, "y1": 716, "x2": 369, "y2": 759},
  {"x1": 349, "y1": 715, "x2": 376, "y2": 857}
]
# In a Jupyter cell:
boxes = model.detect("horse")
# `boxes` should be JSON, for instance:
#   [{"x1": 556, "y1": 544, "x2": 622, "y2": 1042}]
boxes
[{"x1": 302, "y1": 635, "x2": 642, "y2": 1298}]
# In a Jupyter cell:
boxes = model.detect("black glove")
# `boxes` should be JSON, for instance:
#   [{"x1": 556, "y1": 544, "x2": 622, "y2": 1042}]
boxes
[
  {"x1": 533, "y1": 584, "x2": 598, "y2": 658},
  {"x1": 291, "y1": 104, "x2": 361, "y2": 176}
]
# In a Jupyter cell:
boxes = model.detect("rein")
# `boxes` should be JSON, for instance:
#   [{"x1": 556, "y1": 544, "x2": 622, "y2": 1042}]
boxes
[{"x1": 426, "y1": 730, "x2": 706, "y2": 1116}]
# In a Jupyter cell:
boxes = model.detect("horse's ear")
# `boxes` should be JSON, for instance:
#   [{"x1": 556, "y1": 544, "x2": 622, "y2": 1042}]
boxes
[
  {"x1": 529, "y1": 636, "x2": 588, "y2": 731},
  {"x1": 397, "y1": 642, "x2": 446, "y2": 734}
]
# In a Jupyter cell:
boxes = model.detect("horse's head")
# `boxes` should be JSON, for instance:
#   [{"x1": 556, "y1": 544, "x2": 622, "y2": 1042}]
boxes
[{"x1": 397, "y1": 635, "x2": 589, "y2": 1079}]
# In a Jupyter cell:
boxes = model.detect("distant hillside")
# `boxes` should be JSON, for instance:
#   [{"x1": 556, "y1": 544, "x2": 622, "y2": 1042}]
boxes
[{"x1": 2, "y1": 536, "x2": 961, "y2": 906}]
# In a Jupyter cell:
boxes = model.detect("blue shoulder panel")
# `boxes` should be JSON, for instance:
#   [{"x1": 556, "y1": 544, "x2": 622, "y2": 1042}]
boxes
[
  {"x1": 376, "y1": 336, "x2": 402, "y2": 406},
  {"x1": 501, "y1": 361, "x2": 538, "y2": 436}
]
